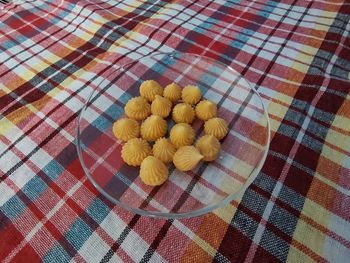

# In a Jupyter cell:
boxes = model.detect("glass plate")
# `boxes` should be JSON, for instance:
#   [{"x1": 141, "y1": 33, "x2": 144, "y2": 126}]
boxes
[{"x1": 76, "y1": 52, "x2": 270, "y2": 218}]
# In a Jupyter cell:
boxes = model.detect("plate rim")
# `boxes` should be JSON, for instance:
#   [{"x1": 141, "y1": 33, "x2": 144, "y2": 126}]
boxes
[{"x1": 76, "y1": 51, "x2": 271, "y2": 219}]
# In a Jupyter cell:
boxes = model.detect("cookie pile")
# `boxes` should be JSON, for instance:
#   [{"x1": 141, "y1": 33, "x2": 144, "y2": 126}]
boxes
[{"x1": 113, "y1": 80, "x2": 228, "y2": 186}]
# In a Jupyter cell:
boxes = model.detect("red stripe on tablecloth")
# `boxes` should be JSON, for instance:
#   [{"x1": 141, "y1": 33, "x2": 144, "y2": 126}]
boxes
[
  {"x1": 5, "y1": 9, "x2": 39, "y2": 29},
  {"x1": 226, "y1": 1, "x2": 349, "y2": 261},
  {"x1": 215, "y1": 0, "x2": 319, "y2": 260},
  {"x1": 237, "y1": 197, "x2": 327, "y2": 262},
  {"x1": 135, "y1": 2, "x2": 274, "y2": 262},
  {"x1": 1, "y1": 0, "x2": 166, "y2": 177},
  {"x1": 11, "y1": 244, "x2": 41, "y2": 263},
  {"x1": 184, "y1": 11, "x2": 251, "y2": 58},
  {"x1": 252, "y1": 180, "x2": 350, "y2": 249},
  {"x1": 214, "y1": 226, "x2": 254, "y2": 263},
  {"x1": 0, "y1": 214, "x2": 24, "y2": 260},
  {"x1": 0, "y1": 3, "x2": 160, "y2": 115}
]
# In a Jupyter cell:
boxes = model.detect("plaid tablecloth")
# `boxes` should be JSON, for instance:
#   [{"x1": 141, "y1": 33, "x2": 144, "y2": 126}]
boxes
[{"x1": 1, "y1": 0, "x2": 350, "y2": 262}]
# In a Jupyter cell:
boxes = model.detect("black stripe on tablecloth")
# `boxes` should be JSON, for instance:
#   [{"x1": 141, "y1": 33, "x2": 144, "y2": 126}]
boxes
[
  {"x1": 0, "y1": 0, "x2": 170, "y2": 115},
  {"x1": 101, "y1": 1, "x2": 276, "y2": 263},
  {"x1": 214, "y1": 1, "x2": 350, "y2": 262},
  {"x1": 138, "y1": 2, "x2": 298, "y2": 263},
  {"x1": 1, "y1": 0, "x2": 166, "y2": 256},
  {"x1": 0, "y1": 1, "x2": 113, "y2": 78},
  {"x1": 0, "y1": 0, "x2": 169, "y2": 259},
  {"x1": 0, "y1": 0, "x2": 165, "y2": 161},
  {"x1": 0, "y1": 0, "x2": 178, "y2": 163},
  {"x1": 212, "y1": 0, "x2": 311, "y2": 260},
  {"x1": 99, "y1": 1, "x2": 223, "y2": 263},
  {"x1": 0, "y1": 0, "x2": 166, "y2": 229},
  {"x1": 1, "y1": 0, "x2": 221, "y2": 259}
]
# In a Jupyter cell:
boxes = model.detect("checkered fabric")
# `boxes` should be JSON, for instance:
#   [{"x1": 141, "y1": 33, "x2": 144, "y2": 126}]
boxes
[{"x1": 1, "y1": 0, "x2": 349, "y2": 262}]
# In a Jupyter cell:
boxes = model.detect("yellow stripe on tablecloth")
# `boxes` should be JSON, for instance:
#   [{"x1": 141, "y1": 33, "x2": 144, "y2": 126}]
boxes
[
  {"x1": 0, "y1": 83, "x2": 10, "y2": 96},
  {"x1": 330, "y1": 95, "x2": 350, "y2": 132},
  {"x1": 102, "y1": 1, "x2": 170, "y2": 55},
  {"x1": 289, "y1": 37, "x2": 328, "y2": 74},
  {"x1": 267, "y1": 99, "x2": 290, "y2": 133},
  {"x1": 288, "y1": 199, "x2": 327, "y2": 261},
  {"x1": 264, "y1": 28, "x2": 320, "y2": 135},
  {"x1": 106, "y1": 30, "x2": 151, "y2": 56},
  {"x1": 231, "y1": 158, "x2": 254, "y2": 178},
  {"x1": 12, "y1": 67, "x2": 37, "y2": 83},
  {"x1": 0, "y1": 117, "x2": 17, "y2": 136},
  {"x1": 290, "y1": 92, "x2": 347, "y2": 262},
  {"x1": 324, "y1": 128, "x2": 350, "y2": 153},
  {"x1": 220, "y1": 176, "x2": 245, "y2": 197},
  {"x1": 0, "y1": 85, "x2": 32, "y2": 135},
  {"x1": 45, "y1": 73, "x2": 81, "y2": 98},
  {"x1": 0, "y1": 104, "x2": 40, "y2": 136},
  {"x1": 121, "y1": 0, "x2": 142, "y2": 13},
  {"x1": 297, "y1": 45, "x2": 319, "y2": 56},
  {"x1": 284, "y1": 7, "x2": 339, "y2": 262},
  {"x1": 191, "y1": 236, "x2": 217, "y2": 257},
  {"x1": 272, "y1": 92, "x2": 294, "y2": 108},
  {"x1": 213, "y1": 202, "x2": 239, "y2": 224},
  {"x1": 321, "y1": 143, "x2": 350, "y2": 170},
  {"x1": 287, "y1": 245, "x2": 316, "y2": 262},
  {"x1": 74, "y1": 24, "x2": 103, "y2": 43},
  {"x1": 21, "y1": 54, "x2": 62, "y2": 76},
  {"x1": 264, "y1": 2, "x2": 337, "y2": 140},
  {"x1": 331, "y1": 115, "x2": 350, "y2": 133}
]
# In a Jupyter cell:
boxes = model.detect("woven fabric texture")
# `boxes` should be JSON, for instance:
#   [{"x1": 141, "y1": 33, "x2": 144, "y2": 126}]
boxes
[{"x1": 0, "y1": 0, "x2": 349, "y2": 262}]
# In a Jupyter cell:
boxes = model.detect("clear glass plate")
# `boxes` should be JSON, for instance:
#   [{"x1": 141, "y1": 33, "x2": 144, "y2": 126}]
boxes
[{"x1": 76, "y1": 52, "x2": 270, "y2": 218}]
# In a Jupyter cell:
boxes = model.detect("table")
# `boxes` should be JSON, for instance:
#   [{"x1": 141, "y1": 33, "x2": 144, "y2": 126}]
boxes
[{"x1": 1, "y1": 0, "x2": 349, "y2": 262}]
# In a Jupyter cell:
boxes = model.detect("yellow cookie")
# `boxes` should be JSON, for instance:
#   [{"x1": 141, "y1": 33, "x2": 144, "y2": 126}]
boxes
[
  {"x1": 141, "y1": 115, "x2": 167, "y2": 141},
  {"x1": 112, "y1": 118, "x2": 140, "y2": 141},
  {"x1": 121, "y1": 138, "x2": 151, "y2": 166},
  {"x1": 140, "y1": 156, "x2": 169, "y2": 186},
  {"x1": 169, "y1": 123, "x2": 195, "y2": 148},
  {"x1": 163, "y1": 82, "x2": 182, "y2": 103},
  {"x1": 195, "y1": 100, "x2": 217, "y2": 121},
  {"x1": 182, "y1": 85, "x2": 201, "y2": 105},
  {"x1": 172, "y1": 103, "x2": 195, "y2": 124},
  {"x1": 151, "y1": 95, "x2": 172, "y2": 118},
  {"x1": 196, "y1": 135, "x2": 220, "y2": 161},
  {"x1": 140, "y1": 80, "x2": 163, "y2": 101},
  {"x1": 125, "y1": 96, "x2": 151, "y2": 121},
  {"x1": 153, "y1": 138, "x2": 176, "y2": 163},
  {"x1": 204, "y1": 117, "x2": 228, "y2": 140},
  {"x1": 173, "y1": 146, "x2": 203, "y2": 171}
]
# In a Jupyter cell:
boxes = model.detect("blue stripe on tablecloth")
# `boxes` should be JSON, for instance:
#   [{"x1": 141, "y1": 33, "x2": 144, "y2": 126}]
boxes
[
  {"x1": 1, "y1": 195, "x2": 26, "y2": 220},
  {"x1": 177, "y1": 0, "x2": 278, "y2": 66},
  {"x1": 22, "y1": 176, "x2": 47, "y2": 200},
  {"x1": 0, "y1": 0, "x2": 75, "y2": 53},
  {"x1": 42, "y1": 160, "x2": 65, "y2": 181},
  {"x1": 65, "y1": 218, "x2": 93, "y2": 250},
  {"x1": 43, "y1": 244, "x2": 71, "y2": 263},
  {"x1": 86, "y1": 198, "x2": 110, "y2": 225},
  {"x1": 219, "y1": 2, "x2": 350, "y2": 261}
]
